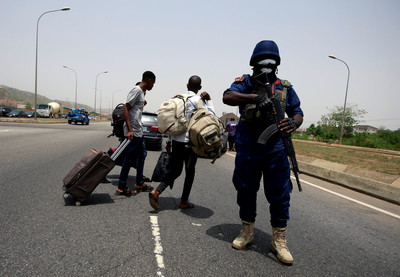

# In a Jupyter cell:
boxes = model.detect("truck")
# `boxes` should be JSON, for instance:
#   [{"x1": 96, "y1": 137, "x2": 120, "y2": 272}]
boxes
[
  {"x1": 36, "y1": 102, "x2": 61, "y2": 118},
  {"x1": 67, "y1": 109, "x2": 90, "y2": 125},
  {"x1": 37, "y1": 104, "x2": 51, "y2": 117},
  {"x1": 48, "y1": 102, "x2": 61, "y2": 118}
]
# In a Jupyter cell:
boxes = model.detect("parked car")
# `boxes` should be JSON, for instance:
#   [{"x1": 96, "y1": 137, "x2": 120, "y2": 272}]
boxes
[
  {"x1": 8, "y1": 110, "x2": 28, "y2": 118},
  {"x1": 0, "y1": 107, "x2": 12, "y2": 117},
  {"x1": 142, "y1": 112, "x2": 163, "y2": 150},
  {"x1": 26, "y1": 111, "x2": 38, "y2": 118}
]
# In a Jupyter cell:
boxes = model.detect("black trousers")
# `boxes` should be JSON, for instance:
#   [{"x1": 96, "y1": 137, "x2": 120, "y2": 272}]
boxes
[
  {"x1": 156, "y1": 140, "x2": 197, "y2": 202},
  {"x1": 228, "y1": 135, "x2": 236, "y2": 150}
]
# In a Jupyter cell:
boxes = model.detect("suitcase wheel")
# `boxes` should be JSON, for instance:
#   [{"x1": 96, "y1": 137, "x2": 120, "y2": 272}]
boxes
[{"x1": 63, "y1": 192, "x2": 71, "y2": 206}]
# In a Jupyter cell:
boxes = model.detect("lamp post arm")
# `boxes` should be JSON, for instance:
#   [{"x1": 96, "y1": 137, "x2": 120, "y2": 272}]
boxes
[
  {"x1": 63, "y1": 66, "x2": 78, "y2": 109},
  {"x1": 94, "y1": 71, "x2": 108, "y2": 116},
  {"x1": 34, "y1": 8, "x2": 70, "y2": 120},
  {"x1": 329, "y1": 56, "x2": 350, "y2": 144},
  {"x1": 337, "y1": 59, "x2": 350, "y2": 145}
]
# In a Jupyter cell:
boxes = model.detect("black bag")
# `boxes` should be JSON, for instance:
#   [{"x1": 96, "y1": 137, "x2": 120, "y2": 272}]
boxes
[
  {"x1": 110, "y1": 103, "x2": 125, "y2": 138},
  {"x1": 151, "y1": 151, "x2": 172, "y2": 182}
]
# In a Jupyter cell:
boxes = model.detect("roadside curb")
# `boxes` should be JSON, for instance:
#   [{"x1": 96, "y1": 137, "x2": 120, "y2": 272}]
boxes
[{"x1": 298, "y1": 155, "x2": 400, "y2": 205}]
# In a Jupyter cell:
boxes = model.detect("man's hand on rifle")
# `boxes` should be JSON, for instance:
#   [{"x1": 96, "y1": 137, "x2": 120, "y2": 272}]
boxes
[
  {"x1": 278, "y1": 118, "x2": 297, "y2": 133},
  {"x1": 255, "y1": 94, "x2": 275, "y2": 114}
]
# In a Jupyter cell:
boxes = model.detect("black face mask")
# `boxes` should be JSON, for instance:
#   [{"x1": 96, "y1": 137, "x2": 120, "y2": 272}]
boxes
[{"x1": 253, "y1": 66, "x2": 277, "y2": 84}]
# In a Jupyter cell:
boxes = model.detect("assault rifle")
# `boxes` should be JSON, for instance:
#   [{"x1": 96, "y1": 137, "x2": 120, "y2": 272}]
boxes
[{"x1": 255, "y1": 72, "x2": 302, "y2": 192}]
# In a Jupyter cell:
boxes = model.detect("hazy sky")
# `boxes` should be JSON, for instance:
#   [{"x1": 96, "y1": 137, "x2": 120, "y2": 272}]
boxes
[{"x1": 1, "y1": 0, "x2": 399, "y2": 130}]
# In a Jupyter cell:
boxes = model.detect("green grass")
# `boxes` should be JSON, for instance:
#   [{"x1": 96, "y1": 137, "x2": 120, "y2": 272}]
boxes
[{"x1": 293, "y1": 140, "x2": 400, "y2": 176}]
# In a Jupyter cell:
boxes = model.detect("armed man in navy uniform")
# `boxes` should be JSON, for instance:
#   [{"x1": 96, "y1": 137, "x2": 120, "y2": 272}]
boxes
[{"x1": 223, "y1": 40, "x2": 304, "y2": 265}]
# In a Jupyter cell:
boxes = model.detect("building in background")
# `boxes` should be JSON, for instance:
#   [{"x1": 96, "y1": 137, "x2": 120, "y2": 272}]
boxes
[
  {"x1": 354, "y1": 125, "x2": 378, "y2": 134},
  {"x1": 220, "y1": 112, "x2": 239, "y2": 127}
]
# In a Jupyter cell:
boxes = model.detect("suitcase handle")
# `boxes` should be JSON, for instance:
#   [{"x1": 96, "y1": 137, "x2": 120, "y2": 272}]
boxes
[{"x1": 110, "y1": 139, "x2": 130, "y2": 160}]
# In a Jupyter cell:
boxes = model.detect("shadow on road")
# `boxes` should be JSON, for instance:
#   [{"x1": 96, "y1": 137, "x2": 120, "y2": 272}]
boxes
[
  {"x1": 147, "y1": 196, "x2": 214, "y2": 219},
  {"x1": 206, "y1": 223, "x2": 278, "y2": 261},
  {"x1": 63, "y1": 193, "x2": 115, "y2": 206}
]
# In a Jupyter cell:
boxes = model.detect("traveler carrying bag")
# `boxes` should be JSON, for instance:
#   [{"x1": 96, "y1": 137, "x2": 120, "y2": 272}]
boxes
[
  {"x1": 62, "y1": 139, "x2": 130, "y2": 206},
  {"x1": 188, "y1": 99, "x2": 223, "y2": 163},
  {"x1": 151, "y1": 151, "x2": 172, "y2": 182},
  {"x1": 157, "y1": 94, "x2": 193, "y2": 136}
]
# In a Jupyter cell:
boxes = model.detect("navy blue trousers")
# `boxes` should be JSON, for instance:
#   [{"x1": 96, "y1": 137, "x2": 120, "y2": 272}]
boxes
[
  {"x1": 118, "y1": 136, "x2": 147, "y2": 189},
  {"x1": 233, "y1": 147, "x2": 292, "y2": 228}
]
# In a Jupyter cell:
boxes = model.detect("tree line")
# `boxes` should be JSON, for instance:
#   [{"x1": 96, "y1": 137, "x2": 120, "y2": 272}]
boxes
[{"x1": 294, "y1": 104, "x2": 400, "y2": 151}]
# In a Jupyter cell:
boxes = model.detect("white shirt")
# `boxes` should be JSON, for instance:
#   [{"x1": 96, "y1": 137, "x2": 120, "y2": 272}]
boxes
[{"x1": 169, "y1": 91, "x2": 216, "y2": 143}]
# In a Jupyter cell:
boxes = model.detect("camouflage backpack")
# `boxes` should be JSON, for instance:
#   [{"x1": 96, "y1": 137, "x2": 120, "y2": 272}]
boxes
[{"x1": 188, "y1": 99, "x2": 223, "y2": 162}]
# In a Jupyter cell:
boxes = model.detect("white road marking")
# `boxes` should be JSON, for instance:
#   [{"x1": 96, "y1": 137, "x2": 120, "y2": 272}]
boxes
[
  {"x1": 295, "y1": 177, "x2": 400, "y2": 220},
  {"x1": 150, "y1": 215, "x2": 165, "y2": 277}
]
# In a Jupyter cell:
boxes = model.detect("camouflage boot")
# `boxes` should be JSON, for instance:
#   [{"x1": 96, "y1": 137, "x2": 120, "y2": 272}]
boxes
[
  {"x1": 232, "y1": 220, "x2": 254, "y2": 250},
  {"x1": 270, "y1": 227, "x2": 293, "y2": 265}
]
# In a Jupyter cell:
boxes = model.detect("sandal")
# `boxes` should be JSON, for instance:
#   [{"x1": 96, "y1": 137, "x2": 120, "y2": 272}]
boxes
[
  {"x1": 178, "y1": 201, "x2": 195, "y2": 209},
  {"x1": 115, "y1": 188, "x2": 132, "y2": 197},
  {"x1": 135, "y1": 183, "x2": 153, "y2": 192},
  {"x1": 131, "y1": 189, "x2": 138, "y2": 196},
  {"x1": 149, "y1": 190, "x2": 159, "y2": 210},
  {"x1": 143, "y1": 176, "x2": 152, "y2": 182}
]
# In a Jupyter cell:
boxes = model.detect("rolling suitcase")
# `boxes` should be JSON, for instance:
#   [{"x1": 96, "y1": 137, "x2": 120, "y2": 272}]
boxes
[{"x1": 62, "y1": 139, "x2": 130, "y2": 206}]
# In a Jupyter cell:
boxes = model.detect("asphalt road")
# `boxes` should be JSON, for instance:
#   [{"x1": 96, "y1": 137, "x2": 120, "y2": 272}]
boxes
[{"x1": 1, "y1": 122, "x2": 399, "y2": 277}]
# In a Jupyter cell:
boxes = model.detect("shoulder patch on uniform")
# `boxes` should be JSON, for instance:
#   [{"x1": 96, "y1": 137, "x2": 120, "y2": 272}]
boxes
[
  {"x1": 281, "y1": 79, "x2": 291, "y2": 87},
  {"x1": 234, "y1": 76, "x2": 245, "y2": 82}
]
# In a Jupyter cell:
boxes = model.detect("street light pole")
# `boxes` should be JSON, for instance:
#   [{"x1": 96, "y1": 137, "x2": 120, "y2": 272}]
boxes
[
  {"x1": 94, "y1": 71, "x2": 108, "y2": 118},
  {"x1": 100, "y1": 90, "x2": 102, "y2": 120},
  {"x1": 34, "y1": 7, "x2": 70, "y2": 120},
  {"x1": 112, "y1": 89, "x2": 122, "y2": 111},
  {"x1": 103, "y1": 96, "x2": 111, "y2": 119},
  {"x1": 329, "y1": 55, "x2": 350, "y2": 144},
  {"x1": 62, "y1": 66, "x2": 77, "y2": 109}
]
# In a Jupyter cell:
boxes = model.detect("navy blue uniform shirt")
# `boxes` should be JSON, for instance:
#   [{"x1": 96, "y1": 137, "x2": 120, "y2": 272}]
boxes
[{"x1": 225, "y1": 74, "x2": 304, "y2": 153}]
